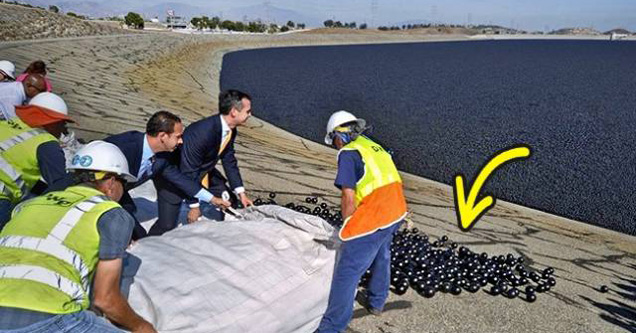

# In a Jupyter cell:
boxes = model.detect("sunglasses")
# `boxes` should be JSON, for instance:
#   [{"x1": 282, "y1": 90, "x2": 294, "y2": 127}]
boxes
[{"x1": 113, "y1": 176, "x2": 128, "y2": 186}]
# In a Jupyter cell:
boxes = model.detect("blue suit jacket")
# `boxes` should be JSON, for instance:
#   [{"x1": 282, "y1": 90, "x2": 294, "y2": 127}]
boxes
[
  {"x1": 104, "y1": 131, "x2": 202, "y2": 211},
  {"x1": 178, "y1": 114, "x2": 243, "y2": 193}
]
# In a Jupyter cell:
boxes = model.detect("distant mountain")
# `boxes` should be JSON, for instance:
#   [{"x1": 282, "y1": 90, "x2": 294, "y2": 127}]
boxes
[
  {"x1": 222, "y1": 4, "x2": 319, "y2": 26},
  {"x1": 138, "y1": 2, "x2": 210, "y2": 20},
  {"x1": 17, "y1": 0, "x2": 320, "y2": 25},
  {"x1": 603, "y1": 28, "x2": 631, "y2": 35},
  {"x1": 18, "y1": 0, "x2": 138, "y2": 17}
]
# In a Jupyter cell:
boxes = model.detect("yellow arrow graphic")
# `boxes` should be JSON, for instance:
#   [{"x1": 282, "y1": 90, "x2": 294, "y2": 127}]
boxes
[{"x1": 453, "y1": 144, "x2": 532, "y2": 231}]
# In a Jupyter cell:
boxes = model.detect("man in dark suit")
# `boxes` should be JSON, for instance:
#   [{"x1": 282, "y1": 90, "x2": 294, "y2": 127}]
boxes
[
  {"x1": 151, "y1": 90, "x2": 254, "y2": 236},
  {"x1": 105, "y1": 111, "x2": 230, "y2": 239}
]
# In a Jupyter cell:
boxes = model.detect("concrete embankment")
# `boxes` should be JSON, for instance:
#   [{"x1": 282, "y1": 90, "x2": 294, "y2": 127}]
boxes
[{"x1": 0, "y1": 31, "x2": 634, "y2": 332}]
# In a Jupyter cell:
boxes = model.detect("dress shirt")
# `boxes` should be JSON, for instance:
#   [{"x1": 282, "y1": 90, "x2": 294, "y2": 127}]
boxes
[
  {"x1": 137, "y1": 135, "x2": 155, "y2": 179},
  {"x1": 0, "y1": 102, "x2": 16, "y2": 120},
  {"x1": 219, "y1": 115, "x2": 244, "y2": 195},
  {"x1": 0, "y1": 82, "x2": 26, "y2": 107}
]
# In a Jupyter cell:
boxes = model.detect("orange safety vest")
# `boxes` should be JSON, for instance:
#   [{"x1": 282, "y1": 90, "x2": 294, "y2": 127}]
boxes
[{"x1": 338, "y1": 136, "x2": 407, "y2": 241}]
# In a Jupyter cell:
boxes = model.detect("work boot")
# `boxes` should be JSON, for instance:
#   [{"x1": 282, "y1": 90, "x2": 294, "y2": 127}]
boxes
[
  {"x1": 356, "y1": 289, "x2": 383, "y2": 316},
  {"x1": 365, "y1": 307, "x2": 383, "y2": 317}
]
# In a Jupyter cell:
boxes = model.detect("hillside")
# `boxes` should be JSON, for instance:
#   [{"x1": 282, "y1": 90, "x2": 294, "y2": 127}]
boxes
[{"x1": 0, "y1": 2, "x2": 130, "y2": 41}]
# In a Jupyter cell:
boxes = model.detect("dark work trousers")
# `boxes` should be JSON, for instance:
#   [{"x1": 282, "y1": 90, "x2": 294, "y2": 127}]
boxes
[
  {"x1": 148, "y1": 177, "x2": 183, "y2": 236},
  {"x1": 119, "y1": 191, "x2": 148, "y2": 240},
  {"x1": 148, "y1": 172, "x2": 226, "y2": 237},
  {"x1": 317, "y1": 222, "x2": 402, "y2": 333}
]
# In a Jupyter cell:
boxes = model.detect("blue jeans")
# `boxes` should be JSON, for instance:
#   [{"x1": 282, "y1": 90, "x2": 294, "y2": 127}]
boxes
[
  {"x1": 0, "y1": 311, "x2": 122, "y2": 333},
  {"x1": 317, "y1": 222, "x2": 401, "y2": 333},
  {"x1": 0, "y1": 199, "x2": 13, "y2": 231}
]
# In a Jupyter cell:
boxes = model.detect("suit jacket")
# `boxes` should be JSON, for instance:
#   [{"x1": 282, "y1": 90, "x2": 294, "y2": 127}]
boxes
[
  {"x1": 104, "y1": 131, "x2": 202, "y2": 211},
  {"x1": 179, "y1": 114, "x2": 243, "y2": 193}
]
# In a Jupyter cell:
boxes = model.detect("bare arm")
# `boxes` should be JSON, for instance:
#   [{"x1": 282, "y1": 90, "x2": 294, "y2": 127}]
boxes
[
  {"x1": 341, "y1": 187, "x2": 356, "y2": 220},
  {"x1": 92, "y1": 258, "x2": 157, "y2": 333}
]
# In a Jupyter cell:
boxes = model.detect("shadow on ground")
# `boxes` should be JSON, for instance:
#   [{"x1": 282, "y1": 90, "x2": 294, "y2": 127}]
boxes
[
  {"x1": 352, "y1": 300, "x2": 412, "y2": 319},
  {"x1": 579, "y1": 276, "x2": 636, "y2": 333}
]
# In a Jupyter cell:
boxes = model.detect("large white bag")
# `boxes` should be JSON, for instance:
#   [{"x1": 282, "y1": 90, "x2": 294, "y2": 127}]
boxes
[{"x1": 127, "y1": 204, "x2": 338, "y2": 333}]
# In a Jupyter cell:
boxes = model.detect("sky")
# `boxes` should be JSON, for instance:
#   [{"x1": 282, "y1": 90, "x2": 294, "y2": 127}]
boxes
[
  {"x1": 166, "y1": 0, "x2": 636, "y2": 31},
  {"x1": 33, "y1": 0, "x2": 636, "y2": 31}
]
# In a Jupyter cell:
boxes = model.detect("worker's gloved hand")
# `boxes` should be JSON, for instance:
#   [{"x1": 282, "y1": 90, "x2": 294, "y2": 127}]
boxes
[
  {"x1": 187, "y1": 207, "x2": 202, "y2": 224},
  {"x1": 211, "y1": 196, "x2": 231, "y2": 209},
  {"x1": 239, "y1": 192, "x2": 253, "y2": 207}
]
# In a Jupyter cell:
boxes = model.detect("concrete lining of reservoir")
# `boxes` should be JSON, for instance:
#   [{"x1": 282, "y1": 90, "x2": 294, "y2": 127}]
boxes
[{"x1": 1, "y1": 31, "x2": 634, "y2": 332}]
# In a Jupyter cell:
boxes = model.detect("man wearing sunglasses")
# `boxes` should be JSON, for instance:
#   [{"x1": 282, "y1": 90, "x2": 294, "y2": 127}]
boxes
[
  {"x1": 0, "y1": 141, "x2": 156, "y2": 333},
  {"x1": 317, "y1": 110, "x2": 408, "y2": 333}
]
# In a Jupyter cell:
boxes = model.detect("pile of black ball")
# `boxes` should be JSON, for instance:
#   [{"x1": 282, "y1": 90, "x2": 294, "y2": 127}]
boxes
[
  {"x1": 258, "y1": 193, "x2": 557, "y2": 303},
  {"x1": 277, "y1": 196, "x2": 344, "y2": 227},
  {"x1": 363, "y1": 227, "x2": 557, "y2": 303}
]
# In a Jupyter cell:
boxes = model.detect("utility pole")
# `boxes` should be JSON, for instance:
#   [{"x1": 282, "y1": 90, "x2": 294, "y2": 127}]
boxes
[
  {"x1": 431, "y1": 5, "x2": 438, "y2": 25},
  {"x1": 371, "y1": 0, "x2": 378, "y2": 28},
  {"x1": 264, "y1": 1, "x2": 271, "y2": 24}
]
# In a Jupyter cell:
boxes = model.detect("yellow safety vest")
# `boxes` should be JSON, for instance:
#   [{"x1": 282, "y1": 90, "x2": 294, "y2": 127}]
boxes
[
  {"x1": 337, "y1": 136, "x2": 408, "y2": 241},
  {"x1": 0, "y1": 119, "x2": 57, "y2": 204},
  {"x1": 0, "y1": 185, "x2": 120, "y2": 314}
]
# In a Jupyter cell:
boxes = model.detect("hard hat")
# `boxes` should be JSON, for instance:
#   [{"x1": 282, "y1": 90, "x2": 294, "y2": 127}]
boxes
[
  {"x1": 0, "y1": 60, "x2": 15, "y2": 80},
  {"x1": 69, "y1": 141, "x2": 137, "y2": 183},
  {"x1": 324, "y1": 110, "x2": 366, "y2": 145},
  {"x1": 29, "y1": 92, "x2": 69, "y2": 116},
  {"x1": 15, "y1": 92, "x2": 75, "y2": 127}
]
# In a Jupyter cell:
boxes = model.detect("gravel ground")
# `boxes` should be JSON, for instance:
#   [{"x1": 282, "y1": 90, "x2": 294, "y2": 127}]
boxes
[{"x1": 0, "y1": 31, "x2": 634, "y2": 333}]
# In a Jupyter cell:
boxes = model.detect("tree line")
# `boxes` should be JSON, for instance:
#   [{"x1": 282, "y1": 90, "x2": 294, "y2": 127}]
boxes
[
  {"x1": 190, "y1": 16, "x2": 305, "y2": 33},
  {"x1": 323, "y1": 20, "x2": 367, "y2": 30}
]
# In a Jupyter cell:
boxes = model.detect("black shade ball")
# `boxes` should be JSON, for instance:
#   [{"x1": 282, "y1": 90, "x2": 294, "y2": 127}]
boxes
[
  {"x1": 506, "y1": 288, "x2": 519, "y2": 298},
  {"x1": 394, "y1": 284, "x2": 408, "y2": 295},
  {"x1": 421, "y1": 286, "x2": 436, "y2": 298}
]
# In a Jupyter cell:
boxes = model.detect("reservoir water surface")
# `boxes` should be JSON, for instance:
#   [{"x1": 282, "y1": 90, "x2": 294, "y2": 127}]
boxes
[{"x1": 221, "y1": 39, "x2": 636, "y2": 235}]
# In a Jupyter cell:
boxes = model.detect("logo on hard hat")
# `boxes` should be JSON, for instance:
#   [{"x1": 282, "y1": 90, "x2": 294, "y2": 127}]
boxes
[{"x1": 72, "y1": 155, "x2": 93, "y2": 167}]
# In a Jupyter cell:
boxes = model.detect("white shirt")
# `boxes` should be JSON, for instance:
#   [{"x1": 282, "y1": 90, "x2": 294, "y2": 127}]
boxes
[
  {"x1": 220, "y1": 114, "x2": 232, "y2": 147},
  {"x1": 0, "y1": 102, "x2": 16, "y2": 121},
  {"x1": 0, "y1": 82, "x2": 26, "y2": 107}
]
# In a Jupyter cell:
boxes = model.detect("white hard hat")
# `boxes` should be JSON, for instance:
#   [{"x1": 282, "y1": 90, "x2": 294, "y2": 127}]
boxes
[
  {"x1": 0, "y1": 60, "x2": 15, "y2": 80},
  {"x1": 28, "y1": 92, "x2": 68, "y2": 116},
  {"x1": 69, "y1": 141, "x2": 137, "y2": 183},
  {"x1": 324, "y1": 110, "x2": 366, "y2": 145}
]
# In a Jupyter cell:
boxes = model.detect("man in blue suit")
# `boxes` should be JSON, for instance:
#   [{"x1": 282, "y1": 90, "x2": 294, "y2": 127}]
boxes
[
  {"x1": 151, "y1": 90, "x2": 254, "y2": 236},
  {"x1": 105, "y1": 111, "x2": 230, "y2": 239}
]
